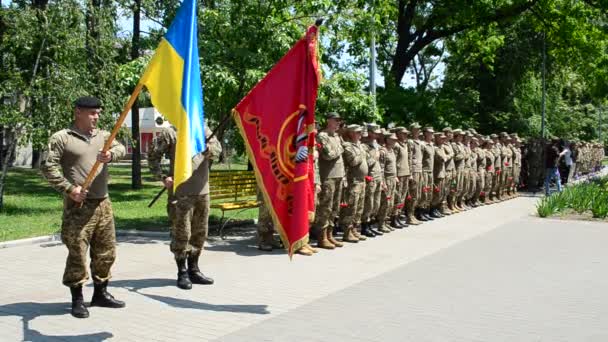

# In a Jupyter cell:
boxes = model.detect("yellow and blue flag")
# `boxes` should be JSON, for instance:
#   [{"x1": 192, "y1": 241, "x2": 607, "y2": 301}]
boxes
[{"x1": 140, "y1": 0, "x2": 205, "y2": 190}]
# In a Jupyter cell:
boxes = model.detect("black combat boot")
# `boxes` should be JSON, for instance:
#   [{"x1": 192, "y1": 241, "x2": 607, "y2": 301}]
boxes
[
  {"x1": 423, "y1": 209, "x2": 434, "y2": 220},
  {"x1": 369, "y1": 220, "x2": 383, "y2": 236},
  {"x1": 415, "y1": 208, "x2": 428, "y2": 222},
  {"x1": 430, "y1": 208, "x2": 442, "y2": 219},
  {"x1": 187, "y1": 254, "x2": 214, "y2": 285},
  {"x1": 361, "y1": 222, "x2": 376, "y2": 238},
  {"x1": 175, "y1": 258, "x2": 192, "y2": 290},
  {"x1": 390, "y1": 216, "x2": 403, "y2": 229},
  {"x1": 90, "y1": 281, "x2": 125, "y2": 308},
  {"x1": 70, "y1": 285, "x2": 89, "y2": 319}
]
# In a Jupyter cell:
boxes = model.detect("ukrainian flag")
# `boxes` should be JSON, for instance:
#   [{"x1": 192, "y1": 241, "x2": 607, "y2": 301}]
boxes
[{"x1": 140, "y1": 0, "x2": 205, "y2": 190}]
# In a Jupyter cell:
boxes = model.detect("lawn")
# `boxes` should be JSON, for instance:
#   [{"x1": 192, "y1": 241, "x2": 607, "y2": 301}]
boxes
[{"x1": 0, "y1": 159, "x2": 258, "y2": 242}]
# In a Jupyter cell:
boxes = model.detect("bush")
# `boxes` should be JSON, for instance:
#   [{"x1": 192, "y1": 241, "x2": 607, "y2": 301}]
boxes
[{"x1": 537, "y1": 175, "x2": 608, "y2": 219}]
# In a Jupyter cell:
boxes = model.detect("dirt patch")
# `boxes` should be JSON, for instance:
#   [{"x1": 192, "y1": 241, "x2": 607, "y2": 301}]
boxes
[{"x1": 552, "y1": 209, "x2": 608, "y2": 223}]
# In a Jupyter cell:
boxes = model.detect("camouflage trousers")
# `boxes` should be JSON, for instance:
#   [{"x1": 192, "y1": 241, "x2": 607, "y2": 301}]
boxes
[
  {"x1": 339, "y1": 180, "x2": 366, "y2": 227},
  {"x1": 257, "y1": 193, "x2": 274, "y2": 245},
  {"x1": 492, "y1": 169, "x2": 502, "y2": 197},
  {"x1": 169, "y1": 194, "x2": 209, "y2": 260},
  {"x1": 378, "y1": 176, "x2": 397, "y2": 224},
  {"x1": 420, "y1": 171, "x2": 434, "y2": 209},
  {"x1": 444, "y1": 170, "x2": 455, "y2": 202},
  {"x1": 460, "y1": 168, "x2": 472, "y2": 200},
  {"x1": 394, "y1": 175, "x2": 410, "y2": 216},
  {"x1": 473, "y1": 169, "x2": 485, "y2": 201},
  {"x1": 432, "y1": 178, "x2": 446, "y2": 207},
  {"x1": 467, "y1": 170, "x2": 477, "y2": 200},
  {"x1": 453, "y1": 169, "x2": 465, "y2": 198},
  {"x1": 409, "y1": 172, "x2": 423, "y2": 208},
  {"x1": 484, "y1": 171, "x2": 494, "y2": 197},
  {"x1": 362, "y1": 178, "x2": 382, "y2": 223},
  {"x1": 315, "y1": 178, "x2": 343, "y2": 229},
  {"x1": 61, "y1": 198, "x2": 116, "y2": 287}
]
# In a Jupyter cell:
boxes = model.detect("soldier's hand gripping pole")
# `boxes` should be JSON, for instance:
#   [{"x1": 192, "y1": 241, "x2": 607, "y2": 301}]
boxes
[
  {"x1": 147, "y1": 113, "x2": 233, "y2": 208},
  {"x1": 77, "y1": 83, "x2": 144, "y2": 207}
]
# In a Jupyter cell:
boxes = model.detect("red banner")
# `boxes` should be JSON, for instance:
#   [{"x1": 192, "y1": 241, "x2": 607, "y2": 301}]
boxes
[{"x1": 232, "y1": 25, "x2": 320, "y2": 257}]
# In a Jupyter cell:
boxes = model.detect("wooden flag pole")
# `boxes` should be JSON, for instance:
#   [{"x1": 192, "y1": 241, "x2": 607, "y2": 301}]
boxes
[{"x1": 80, "y1": 83, "x2": 144, "y2": 196}]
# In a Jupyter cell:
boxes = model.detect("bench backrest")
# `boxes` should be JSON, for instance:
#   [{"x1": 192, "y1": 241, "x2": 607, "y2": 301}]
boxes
[{"x1": 209, "y1": 170, "x2": 257, "y2": 201}]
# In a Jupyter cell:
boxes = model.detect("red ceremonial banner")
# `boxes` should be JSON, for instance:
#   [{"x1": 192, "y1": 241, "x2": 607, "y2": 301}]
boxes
[{"x1": 232, "y1": 25, "x2": 320, "y2": 257}]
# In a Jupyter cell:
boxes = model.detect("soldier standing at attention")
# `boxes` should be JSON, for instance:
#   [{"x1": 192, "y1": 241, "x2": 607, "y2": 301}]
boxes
[
  {"x1": 148, "y1": 123, "x2": 222, "y2": 290},
  {"x1": 340, "y1": 124, "x2": 369, "y2": 242},
  {"x1": 393, "y1": 127, "x2": 411, "y2": 227},
  {"x1": 378, "y1": 131, "x2": 399, "y2": 231},
  {"x1": 431, "y1": 132, "x2": 448, "y2": 218},
  {"x1": 42, "y1": 96, "x2": 126, "y2": 319},
  {"x1": 314, "y1": 112, "x2": 345, "y2": 249},
  {"x1": 499, "y1": 132, "x2": 513, "y2": 199},
  {"x1": 361, "y1": 124, "x2": 384, "y2": 237},
  {"x1": 441, "y1": 128, "x2": 455, "y2": 215},
  {"x1": 451, "y1": 129, "x2": 465, "y2": 212},
  {"x1": 471, "y1": 137, "x2": 485, "y2": 206},
  {"x1": 490, "y1": 134, "x2": 503, "y2": 201},
  {"x1": 420, "y1": 127, "x2": 436, "y2": 220},
  {"x1": 408, "y1": 123, "x2": 424, "y2": 224}
]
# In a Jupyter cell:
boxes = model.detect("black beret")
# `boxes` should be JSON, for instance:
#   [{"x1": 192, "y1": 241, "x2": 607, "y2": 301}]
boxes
[{"x1": 74, "y1": 96, "x2": 102, "y2": 109}]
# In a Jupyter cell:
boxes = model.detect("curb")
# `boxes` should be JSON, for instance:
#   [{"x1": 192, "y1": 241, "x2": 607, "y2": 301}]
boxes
[{"x1": 0, "y1": 219, "x2": 257, "y2": 249}]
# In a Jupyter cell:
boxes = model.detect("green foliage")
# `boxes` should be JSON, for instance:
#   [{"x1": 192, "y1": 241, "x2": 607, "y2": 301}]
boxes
[{"x1": 536, "y1": 176, "x2": 608, "y2": 219}]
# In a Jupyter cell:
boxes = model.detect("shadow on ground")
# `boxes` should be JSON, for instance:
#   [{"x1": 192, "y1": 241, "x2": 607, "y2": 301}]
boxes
[
  {"x1": 110, "y1": 278, "x2": 270, "y2": 315},
  {"x1": 0, "y1": 302, "x2": 113, "y2": 341}
]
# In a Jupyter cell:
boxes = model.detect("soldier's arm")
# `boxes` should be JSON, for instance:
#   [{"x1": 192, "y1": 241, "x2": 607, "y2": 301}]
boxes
[
  {"x1": 453, "y1": 144, "x2": 464, "y2": 161},
  {"x1": 147, "y1": 131, "x2": 172, "y2": 181},
  {"x1": 41, "y1": 133, "x2": 74, "y2": 194},
  {"x1": 343, "y1": 144, "x2": 362, "y2": 167},
  {"x1": 318, "y1": 134, "x2": 341, "y2": 161}
]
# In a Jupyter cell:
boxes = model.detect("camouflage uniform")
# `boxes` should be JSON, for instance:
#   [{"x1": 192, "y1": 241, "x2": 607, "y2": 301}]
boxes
[
  {"x1": 378, "y1": 136, "x2": 397, "y2": 231},
  {"x1": 148, "y1": 126, "x2": 222, "y2": 260},
  {"x1": 451, "y1": 135, "x2": 465, "y2": 208},
  {"x1": 432, "y1": 139, "x2": 448, "y2": 209},
  {"x1": 340, "y1": 135, "x2": 368, "y2": 239},
  {"x1": 500, "y1": 137, "x2": 513, "y2": 197},
  {"x1": 421, "y1": 139, "x2": 435, "y2": 210},
  {"x1": 483, "y1": 144, "x2": 495, "y2": 202},
  {"x1": 393, "y1": 130, "x2": 411, "y2": 217},
  {"x1": 491, "y1": 139, "x2": 503, "y2": 200},
  {"x1": 42, "y1": 126, "x2": 125, "y2": 287},
  {"x1": 408, "y1": 131, "x2": 424, "y2": 222},
  {"x1": 362, "y1": 130, "x2": 383, "y2": 225},
  {"x1": 473, "y1": 144, "x2": 486, "y2": 204},
  {"x1": 256, "y1": 190, "x2": 274, "y2": 246},
  {"x1": 441, "y1": 132, "x2": 455, "y2": 213},
  {"x1": 315, "y1": 128, "x2": 345, "y2": 244}
]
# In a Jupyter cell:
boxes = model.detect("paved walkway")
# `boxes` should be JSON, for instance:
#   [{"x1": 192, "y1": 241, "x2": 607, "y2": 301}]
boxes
[{"x1": 1, "y1": 196, "x2": 607, "y2": 341}]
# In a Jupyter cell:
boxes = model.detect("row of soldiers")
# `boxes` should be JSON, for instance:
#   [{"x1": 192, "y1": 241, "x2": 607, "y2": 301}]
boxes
[
  {"x1": 257, "y1": 112, "x2": 526, "y2": 254},
  {"x1": 307, "y1": 113, "x2": 524, "y2": 253}
]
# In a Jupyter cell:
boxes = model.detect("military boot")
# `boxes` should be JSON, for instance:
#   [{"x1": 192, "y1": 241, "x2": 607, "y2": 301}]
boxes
[
  {"x1": 390, "y1": 216, "x2": 403, "y2": 229},
  {"x1": 361, "y1": 222, "x2": 376, "y2": 238},
  {"x1": 90, "y1": 281, "x2": 126, "y2": 308},
  {"x1": 305, "y1": 244, "x2": 318, "y2": 253},
  {"x1": 342, "y1": 226, "x2": 359, "y2": 243},
  {"x1": 316, "y1": 227, "x2": 335, "y2": 249},
  {"x1": 327, "y1": 227, "x2": 344, "y2": 247},
  {"x1": 174, "y1": 258, "x2": 192, "y2": 290},
  {"x1": 415, "y1": 208, "x2": 427, "y2": 222},
  {"x1": 369, "y1": 220, "x2": 384, "y2": 235},
  {"x1": 187, "y1": 254, "x2": 214, "y2": 285},
  {"x1": 295, "y1": 246, "x2": 313, "y2": 256},
  {"x1": 430, "y1": 208, "x2": 442, "y2": 218},
  {"x1": 69, "y1": 285, "x2": 89, "y2": 319},
  {"x1": 440, "y1": 203, "x2": 452, "y2": 216},
  {"x1": 406, "y1": 206, "x2": 421, "y2": 225},
  {"x1": 257, "y1": 231, "x2": 274, "y2": 251},
  {"x1": 352, "y1": 225, "x2": 367, "y2": 240}
]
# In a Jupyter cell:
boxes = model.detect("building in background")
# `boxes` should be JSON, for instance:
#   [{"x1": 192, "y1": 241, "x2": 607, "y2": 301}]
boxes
[{"x1": 122, "y1": 107, "x2": 172, "y2": 157}]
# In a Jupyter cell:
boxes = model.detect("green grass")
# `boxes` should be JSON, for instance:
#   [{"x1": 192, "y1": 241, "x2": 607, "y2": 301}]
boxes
[{"x1": 0, "y1": 160, "x2": 257, "y2": 242}]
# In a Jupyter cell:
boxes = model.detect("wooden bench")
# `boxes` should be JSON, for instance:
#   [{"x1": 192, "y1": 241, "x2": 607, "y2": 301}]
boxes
[{"x1": 209, "y1": 170, "x2": 259, "y2": 239}]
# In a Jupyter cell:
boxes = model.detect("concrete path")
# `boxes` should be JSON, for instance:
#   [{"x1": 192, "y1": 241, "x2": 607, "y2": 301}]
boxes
[{"x1": 1, "y1": 196, "x2": 606, "y2": 341}]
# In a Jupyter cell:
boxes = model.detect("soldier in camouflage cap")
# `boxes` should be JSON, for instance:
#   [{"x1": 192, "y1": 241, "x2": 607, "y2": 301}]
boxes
[
  {"x1": 361, "y1": 124, "x2": 384, "y2": 237},
  {"x1": 148, "y1": 122, "x2": 222, "y2": 289},
  {"x1": 340, "y1": 124, "x2": 369, "y2": 242},
  {"x1": 393, "y1": 127, "x2": 411, "y2": 227},
  {"x1": 314, "y1": 112, "x2": 345, "y2": 249},
  {"x1": 407, "y1": 123, "x2": 424, "y2": 224},
  {"x1": 419, "y1": 127, "x2": 436, "y2": 220},
  {"x1": 377, "y1": 131, "x2": 400, "y2": 232},
  {"x1": 42, "y1": 96, "x2": 126, "y2": 318}
]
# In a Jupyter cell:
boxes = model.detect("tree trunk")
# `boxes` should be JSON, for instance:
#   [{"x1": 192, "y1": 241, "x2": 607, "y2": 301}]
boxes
[
  {"x1": 131, "y1": 0, "x2": 142, "y2": 189},
  {"x1": 31, "y1": 148, "x2": 42, "y2": 169},
  {"x1": 0, "y1": 129, "x2": 16, "y2": 211}
]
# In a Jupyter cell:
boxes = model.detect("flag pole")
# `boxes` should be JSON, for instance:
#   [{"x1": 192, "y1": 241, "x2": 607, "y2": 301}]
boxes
[{"x1": 80, "y1": 83, "x2": 144, "y2": 195}]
